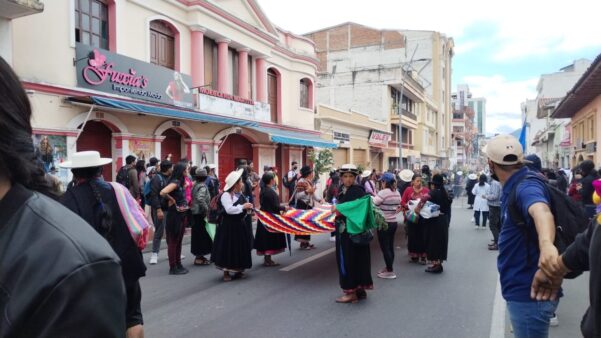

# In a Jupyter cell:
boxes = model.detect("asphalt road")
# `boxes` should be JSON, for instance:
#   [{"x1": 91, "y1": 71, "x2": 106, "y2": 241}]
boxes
[{"x1": 140, "y1": 197, "x2": 589, "y2": 338}]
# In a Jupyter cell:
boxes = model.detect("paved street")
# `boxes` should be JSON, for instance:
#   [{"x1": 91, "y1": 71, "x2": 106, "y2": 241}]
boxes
[{"x1": 141, "y1": 197, "x2": 589, "y2": 338}]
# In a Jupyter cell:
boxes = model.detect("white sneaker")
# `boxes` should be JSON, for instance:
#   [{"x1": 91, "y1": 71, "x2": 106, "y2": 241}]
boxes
[
  {"x1": 149, "y1": 253, "x2": 158, "y2": 265},
  {"x1": 474, "y1": 225, "x2": 479, "y2": 229},
  {"x1": 550, "y1": 314, "x2": 559, "y2": 327},
  {"x1": 181, "y1": 254, "x2": 186, "y2": 260},
  {"x1": 329, "y1": 236, "x2": 336, "y2": 242},
  {"x1": 377, "y1": 271, "x2": 397, "y2": 279}
]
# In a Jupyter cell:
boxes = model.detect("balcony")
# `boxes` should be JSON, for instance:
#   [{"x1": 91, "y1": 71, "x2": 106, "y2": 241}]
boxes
[
  {"x1": 0, "y1": 0, "x2": 44, "y2": 19},
  {"x1": 391, "y1": 106, "x2": 418, "y2": 121}
]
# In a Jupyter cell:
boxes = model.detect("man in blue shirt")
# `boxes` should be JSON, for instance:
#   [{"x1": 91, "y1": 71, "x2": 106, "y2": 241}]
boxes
[{"x1": 485, "y1": 134, "x2": 563, "y2": 337}]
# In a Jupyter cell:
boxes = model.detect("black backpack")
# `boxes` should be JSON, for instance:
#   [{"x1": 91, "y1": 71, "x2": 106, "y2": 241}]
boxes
[
  {"x1": 283, "y1": 171, "x2": 297, "y2": 190},
  {"x1": 116, "y1": 166, "x2": 131, "y2": 188},
  {"x1": 508, "y1": 172, "x2": 588, "y2": 279},
  {"x1": 207, "y1": 192, "x2": 225, "y2": 224}
]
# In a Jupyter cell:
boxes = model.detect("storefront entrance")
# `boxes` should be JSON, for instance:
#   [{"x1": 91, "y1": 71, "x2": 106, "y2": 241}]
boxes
[
  {"x1": 218, "y1": 133, "x2": 253, "y2": 187},
  {"x1": 77, "y1": 120, "x2": 113, "y2": 181},
  {"x1": 161, "y1": 128, "x2": 182, "y2": 163}
]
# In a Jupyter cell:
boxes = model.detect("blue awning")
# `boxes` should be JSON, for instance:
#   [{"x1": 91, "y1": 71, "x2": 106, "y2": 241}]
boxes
[
  {"x1": 252, "y1": 126, "x2": 337, "y2": 148},
  {"x1": 88, "y1": 96, "x2": 259, "y2": 128}
]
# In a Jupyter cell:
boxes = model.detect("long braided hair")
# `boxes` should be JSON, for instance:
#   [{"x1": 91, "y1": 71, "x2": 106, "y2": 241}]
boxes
[{"x1": 71, "y1": 166, "x2": 113, "y2": 240}]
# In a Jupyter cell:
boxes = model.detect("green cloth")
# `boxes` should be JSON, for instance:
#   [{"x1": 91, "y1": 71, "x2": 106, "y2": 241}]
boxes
[
  {"x1": 205, "y1": 220, "x2": 216, "y2": 240},
  {"x1": 336, "y1": 195, "x2": 378, "y2": 234}
]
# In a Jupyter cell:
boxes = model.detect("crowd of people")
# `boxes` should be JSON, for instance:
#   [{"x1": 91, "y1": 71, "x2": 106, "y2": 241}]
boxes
[{"x1": 1, "y1": 55, "x2": 600, "y2": 338}]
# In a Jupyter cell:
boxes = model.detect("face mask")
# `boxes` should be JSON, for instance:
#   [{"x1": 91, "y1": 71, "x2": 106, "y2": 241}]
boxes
[{"x1": 489, "y1": 163, "x2": 499, "y2": 181}]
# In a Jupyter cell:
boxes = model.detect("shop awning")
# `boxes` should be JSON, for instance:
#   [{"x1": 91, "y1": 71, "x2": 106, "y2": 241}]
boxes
[
  {"x1": 252, "y1": 126, "x2": 338, "y2": 148},
  {"x1": 86, "y1": 96, "x2": 259, "y2": 128}
]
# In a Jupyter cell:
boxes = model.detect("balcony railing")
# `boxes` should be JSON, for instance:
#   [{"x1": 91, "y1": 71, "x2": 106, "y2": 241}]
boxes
[{"x1": 391, "y1": 107, "x2": 418, "y2": 121}]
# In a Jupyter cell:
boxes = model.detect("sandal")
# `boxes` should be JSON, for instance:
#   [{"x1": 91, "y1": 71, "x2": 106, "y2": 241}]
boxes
[
  {"x1": 223, "y1": 273, "x2": 232, "y2": 282},
  {"x1": 263, "y1": 261, "x2": 280, "y2": 267},
  {"x1": 194, "y1": 258, "x2": 211, "y2": 266},
  {"x1": 233, "y1": 272, "x2": 247, "y2": 280}
]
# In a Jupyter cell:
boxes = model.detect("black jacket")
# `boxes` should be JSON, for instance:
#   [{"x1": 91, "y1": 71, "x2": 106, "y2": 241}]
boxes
[
  {"x1": 562, "y1": 218, "x2": 601, "y2": 338},
  {"x1": 0, "y1": 184, "x2": 126, "y2": 337},
  {"x1": 149, "y1": 172, "x2": 169, "y2": 211},
  {"x1": 581, "y1": 174, "x2": 597, "y2": 205}
]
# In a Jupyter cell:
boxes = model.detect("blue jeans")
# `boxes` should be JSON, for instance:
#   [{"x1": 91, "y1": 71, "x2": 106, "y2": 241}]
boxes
[{"x1": 506, "y1": 300, "x2": 559, "y2": 338}]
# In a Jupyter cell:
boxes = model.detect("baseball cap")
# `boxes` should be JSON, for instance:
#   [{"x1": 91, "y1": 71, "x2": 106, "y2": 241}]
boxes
[
  {"x1": 380, "y1": 172, "x2": 396, "y2": 184},
  {"x1": 485, "y1": 134, "x2": 527, "y2": 165}
]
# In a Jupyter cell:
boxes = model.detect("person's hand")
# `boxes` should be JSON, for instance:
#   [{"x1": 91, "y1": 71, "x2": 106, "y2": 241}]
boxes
[
  {"x1": 306, "y1": 187, "x2": 315, "y2": 194},
  {"x1": 157, "y1": 209, "x2": 164, "y2": 221},
  {"x1": 531, "y1": 269, "x2": 562, "y2": 301},
  {"x1": 539, "y1": 241, "x2": 561, "y2": 277},
  {"x1": 243, "y1": 203, "x2": 253, "y2": 210},
  {"x1": 331, "y1": 205, "x2": 337, "y2": 212}
]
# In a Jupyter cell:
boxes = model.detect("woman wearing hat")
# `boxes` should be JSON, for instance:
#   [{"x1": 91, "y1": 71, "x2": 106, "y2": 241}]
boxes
[
  {"x1": 254, "y1": 172, "x2": 287, "y2": 266},
  {"x1": 211, "y1": 169, "x2": 254, "y2": 281},
  {"x1": 361, "y1": 170, "x2": 377, "y2": 197},
  {"x1": 465, "y1": 173, "x2": 478, "y2": 209},
  {"x1": 401, "y1": 174, "x2": 430, "y2": 264},
  {"x1": 333, "y1": 164, "x2": 373, "y2": 303},
  {"x1": 398, "y1": 169, "x2": 414, "y2": 196},
  {"x1": 60, "y1": 151, "x2": 147, "y2": 337},
  {"x1": 190, "y1": 167, "x2": 212, "y2": 266},
  {"x1": 422, "y1": 174, "x2": 451, "y2": 273},
  {"x1": 292, "y1": 165, "x2": 323, "y2": 249},
  {"x1": 372, "y1": 172, "x2": 402, "y2": 279}
]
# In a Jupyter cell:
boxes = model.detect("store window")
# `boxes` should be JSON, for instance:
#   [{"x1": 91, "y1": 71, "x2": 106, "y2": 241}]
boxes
[
  {"x1": 75, "y1": 0, "x2": 109, "y2": 49},
  {"x1": 150, "y1": 20, "x2": 177, "y2": 70}
]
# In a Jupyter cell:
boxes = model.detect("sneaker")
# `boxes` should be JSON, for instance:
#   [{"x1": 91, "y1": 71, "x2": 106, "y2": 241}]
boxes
[
  {"x1": 169, "y1": 266, "x2": 189, "y2": 275},
  {"x1": 329, "y1": 236, "x2": 336, "y2": 242},
  {"x1": 149, "y1": 253, "x2": 158, "y2": 265},
  {"x1": 180, "y1": 254, "x2": 186, "y2": 260},
  {"x1": 474, "y1": 225, "x2": 479, "y2": 229},
  {"x1": 550, "y1": 314, "x2": 559, "y2": 327},
  {"x1": 377, "y1": 271, "x2": 397, "y2": 279},
  {"x1": 488, "y1": 243, "x2": 498, "y2": 250}
]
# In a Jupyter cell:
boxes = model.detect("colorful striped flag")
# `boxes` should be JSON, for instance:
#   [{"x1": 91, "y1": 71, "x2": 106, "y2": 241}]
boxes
[{"x1": 255, "y1": 204, "x2": 336, "y2": 235}]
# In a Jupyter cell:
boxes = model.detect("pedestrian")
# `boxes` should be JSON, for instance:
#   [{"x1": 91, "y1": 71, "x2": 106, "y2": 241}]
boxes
[
  {"x1": 254, "y1": 172, "x2": 287, "y2": 266},
  {"x1": 372, "y1": 172, "x2": 401, "y2": 279},
  {"x1": 361, "y1": 170, "x2": 377, "y2": 196},
  {"x1": 422, "y1": 174, "x2": 451, "y2": 273},
  {"x1": 292, "y1": 165, "x2": 323, "y2": 249},
  {"x1": 36, "y1": 135, "x2": 54, "y2": 173},
  {"x1": 211, "y1": 169, "x2": 254, "y2": 281},
  {"x1": 190, "y1": 167, "x2": 212, "y2": 266},
  {"x1": 421, "y1": 165, "x2": 432, "y2": 187},
  {"x1": 148, "y1": 160, "x2": 173, "y2": 265},
  {"x1": 568, "y1": 172, "x2": 583, "y2": 203},
  {"x1": 485, "y1": 134, "x2": 562, "y2": 338},
  {"x1": 485, "y1": 177, "x2": 502, "y2": 250},
  {"x1": 0, "y1": 57, "x2": 127, "y2": 337},
  {"x1": 160, "y1": 162, "x2": 190, "y2": 275},
  {"x1": 398, "y1": 169, "x2": 413, "y2": 196},
  {"x1": 61, "y1": 151, "x2": 147, "y2": 338},
  {"x1": 117, "y1": 155, "x2": 140, "y2": 200},
  {"x1": 556, "y1": 169, "x2": 568, "y2": 193},
  {"x1": 465, "y1": 173, "x2": 477, "y2": 209},
  {"x1": 472, "y1": 174, "x2": 490, "y2": 230},
  {"x1": 333, "y1": 164, "x2": 373, "y2": 303},
  {"x1": 205, "y1": 164, "x2": 220, "y2": 198},
  {"x1": 135, "y1": 159, "x2": 146, "y2": 207},
  {"x1": 579, "y1": 160, "x2": 598, "y2": 219},
  {"x1": 284, "y1": 161, "x2": 299, "y2": 193},
  {"x1": 401, "y1": 174, "x2": 430, "y2": 264},
  {"x1": 146, "y1": 157, "x2": 159, "y2": 176}
]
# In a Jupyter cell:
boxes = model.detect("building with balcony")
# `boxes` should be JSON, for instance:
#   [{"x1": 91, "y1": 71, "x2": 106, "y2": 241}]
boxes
[
  {"x1": 552, "y1": 53, "x2": 601, "y2": 167},
  {"x1": 0, "y1": 0, "x2": 44, "y2": 64},
  {"x1": 451, "y1": 84, "x2": 478, "y2": 168},
  {"x1": 8, "y1": 0, "x2": 335, "y2": 191},
  {"x1": 305, "y1": 23, "x2": 453, "y2": 170}
]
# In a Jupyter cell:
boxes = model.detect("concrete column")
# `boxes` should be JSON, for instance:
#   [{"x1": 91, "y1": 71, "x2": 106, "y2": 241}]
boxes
[
  {"x1": 237, "y1": 48, "x2": 250, "y2": 99},
  {"x1": 255, "y1": 57, "x2": 267, "y2": 102},
  {"x1": 216, "y1": 38, "x2": 231, "y2": 93},
  {"x1": 190, "y1": 26, "x2": 206, "y2": 88},
  {"x1": 0, "y1": 19, "x2": 12, "y2": 65}
]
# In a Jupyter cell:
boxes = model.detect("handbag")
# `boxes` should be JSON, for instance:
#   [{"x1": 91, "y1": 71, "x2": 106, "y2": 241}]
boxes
[
  {"x1": 108, "y1": 182, "x2": 150, "y2": 251},
  {"x1": 349, "y1": 229, "x2": 374, "y2": 246}
]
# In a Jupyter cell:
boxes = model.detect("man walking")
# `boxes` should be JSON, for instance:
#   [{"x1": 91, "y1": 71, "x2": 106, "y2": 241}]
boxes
[
  {"x1": 149, "y1": 160, "x2": 173, "y2": 265},
  {"x1": 485, "y1": 134, "x2": 562, "y2": 338},
  {"x1": 117, "y1": 155, "x2": 139, "y2": 199},
  {"x1": 485, "y1": 177, "x2": 502, "y2": 250},
  {"x1": 285, "y1": 161, "x2": 299, "y2": 192}
]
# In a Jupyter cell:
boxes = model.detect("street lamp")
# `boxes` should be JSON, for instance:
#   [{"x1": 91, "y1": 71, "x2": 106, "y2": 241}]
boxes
[{"x1": 397, "y1": 58, "x2": 430, "y2": 169}]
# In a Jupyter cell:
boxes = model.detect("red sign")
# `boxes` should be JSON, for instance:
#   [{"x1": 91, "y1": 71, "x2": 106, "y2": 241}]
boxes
[{"x1": 368, "y1": 130, "x2": 390, "y2": 147}]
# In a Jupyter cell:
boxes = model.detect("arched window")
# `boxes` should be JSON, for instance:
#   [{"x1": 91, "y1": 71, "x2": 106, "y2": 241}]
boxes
[
  {"x1": 150, "y1": 20, "x2": 178, "y2": 70},
  {"x1": 299, "y1": 78, "x2": 313, "y2": 109}
]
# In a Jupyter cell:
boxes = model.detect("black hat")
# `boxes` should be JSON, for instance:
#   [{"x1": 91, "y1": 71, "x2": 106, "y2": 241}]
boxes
[
  {"x1": 431, "y1": 174, "x2": 444, "y2": 187},
  {"x1": 149, "y1": 157, "x2": 159, "y2": 166},
  {"x1": 300, "y1": 165, "x2": 313, "y2": 177}
]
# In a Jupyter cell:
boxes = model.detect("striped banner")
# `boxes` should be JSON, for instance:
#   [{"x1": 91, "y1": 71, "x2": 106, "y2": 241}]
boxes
[{"x1": 255, "y1": 204, "x2": 336, "y2": 235}]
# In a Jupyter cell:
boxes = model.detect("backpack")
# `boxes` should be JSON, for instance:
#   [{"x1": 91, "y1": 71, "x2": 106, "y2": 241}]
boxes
[
  {"x1": 508, "y1": 172, "x2": 588, "y2": 279},
  {"x1": 283, "y1": 171, "x2": 297, "y2": 190},
  {"x1": 143, "y1": 180, "x2": 153, "y2": 200},
  {"x1": 116, "y1": 166, "x2": 131, "y2": 188},
  {"x1": 207, "y1": 192, "x2": 224, "y2": 224}
]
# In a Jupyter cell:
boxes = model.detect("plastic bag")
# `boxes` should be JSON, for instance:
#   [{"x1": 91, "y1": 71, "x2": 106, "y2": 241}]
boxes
[{"x1": 419, "y1": 201, "x2": 441, "y2": 219}]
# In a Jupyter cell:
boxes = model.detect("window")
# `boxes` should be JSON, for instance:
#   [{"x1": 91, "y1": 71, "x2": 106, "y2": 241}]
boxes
[
  {"x1": 588, "y1": 116, "x2": 595, "y2": 141},
  {"x1": 204, "y1": 38, "x2": 217, "y2": 89},
  {"x1": 150, "y1": 21, "x2": 175, "y2": 70},
  {"x1": 75, "y1": 0, "x2": 108, "y2": 49},
  {"x1": 300, "y1": 78, "x2": 311, "y2": 108},
  {"x1": 401, "y1": 127, "x2": 412, "y2": 144},
  {"x1": 229, "y1": 48, "x2": 239, "y2": 95},
  {"x1": 268, "y1": 68, "x2": 279, "y2": 123}
]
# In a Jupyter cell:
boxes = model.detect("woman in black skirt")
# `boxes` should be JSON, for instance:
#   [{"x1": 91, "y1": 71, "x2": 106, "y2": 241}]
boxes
[
  {"x1": 190, "y1": 167, "x2": 212, "y2": 266},
  {"x1": 211, "y1": 169, "x2": 254, "y2": 281},
  {"x1": 333, "y1": 164, "x2": 373, "y2": 303},
  {"x1": 254, "y1": 172, "x2": 287, "y2": 266},
  {"x1": 421, "y1": 174, "x2": 451, "y2": 273}
]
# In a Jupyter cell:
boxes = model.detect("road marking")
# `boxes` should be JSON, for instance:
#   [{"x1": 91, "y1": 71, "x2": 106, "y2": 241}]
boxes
[
  {"x1": 489, "y1": 276, "x2": 506, "y2": 338},
  {"x1": 280, "y1": 247, "x2": 336, "y2": 272}
]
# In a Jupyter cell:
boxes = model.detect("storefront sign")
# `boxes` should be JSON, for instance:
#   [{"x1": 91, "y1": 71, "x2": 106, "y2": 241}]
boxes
[
  {"x1": 197, "y1": 88, "x2": 270, "y2": 122},
  {"x1": 333, "y1": 132, "x2": 350, "y2": 144},
  {"x1": 368, "y1": 130, "x2": 390, "y2": 147},
  {"x1": 76, "y1": 43, "x2": 193, "y2": 108}
]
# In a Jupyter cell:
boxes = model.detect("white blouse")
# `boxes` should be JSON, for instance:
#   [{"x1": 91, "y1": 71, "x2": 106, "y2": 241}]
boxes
[{"x1": 221, "y1": 192, "x2": 245, "y2": 215}]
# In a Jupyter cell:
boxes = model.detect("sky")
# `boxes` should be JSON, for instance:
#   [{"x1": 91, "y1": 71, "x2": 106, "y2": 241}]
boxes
[{"x1": 256, "y1": 0, "x2": 601, "y2": 134}]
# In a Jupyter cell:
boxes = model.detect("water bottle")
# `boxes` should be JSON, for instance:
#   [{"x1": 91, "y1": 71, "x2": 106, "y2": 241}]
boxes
[{"x1": 332, "y1": 197, "x2": 337, "y2": 205}]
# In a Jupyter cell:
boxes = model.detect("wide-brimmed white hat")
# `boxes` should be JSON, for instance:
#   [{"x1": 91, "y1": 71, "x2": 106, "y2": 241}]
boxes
[
  {"x1": 338, "y1": 164, "x2": 360, "y2": 176},
  {"x1": 399, "y1": 169, "x2": 414, "y2": 183},
  {"x1": 468, "y1": 173, "x2": 478, "y2": 180},
  {"x1": 223, "y1": 168, "x2": 244, "y2": 191},
  {"x1": 456, "y1": 171, "x2": 463, "y2": 176},
  {"x1": 59, "y1": 151, "x2": 112, "y2": 169},
  {"x1": 361, "y1": 170, "x2": 372, "y2": 178}
]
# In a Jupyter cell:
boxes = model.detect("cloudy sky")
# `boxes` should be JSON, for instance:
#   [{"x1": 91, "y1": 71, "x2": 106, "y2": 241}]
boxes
[{"x1": 257, "y1": 0, "x2": 601, "y2": 134}]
